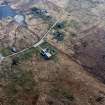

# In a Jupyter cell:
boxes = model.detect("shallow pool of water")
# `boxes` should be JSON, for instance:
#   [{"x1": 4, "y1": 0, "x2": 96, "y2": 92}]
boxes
[{"x1": 0, "y1": 5, "x2": 16, "y2": 19}]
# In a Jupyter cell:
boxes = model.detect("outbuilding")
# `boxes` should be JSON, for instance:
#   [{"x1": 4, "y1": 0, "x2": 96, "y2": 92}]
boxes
[{"x1": 40, "y1": 48, "x2": 52, "y2": 59}]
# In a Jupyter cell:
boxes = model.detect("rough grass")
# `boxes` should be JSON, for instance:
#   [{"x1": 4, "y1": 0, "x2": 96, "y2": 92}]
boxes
[
  {"x1": 40, "y1": 42, "x2": 58, "y2": 61},
  {"x1": 40, "y1": 42, "x2": 57, "y2": 55},
  {"x1": 16, "y1": 47, "x2": 40, "y2": 61},
  {"x1": 15, "y1": 42, "x2": 58, "y2": 62},
  {"x1": 50, "y1": 85, "x2": 74, "y2": 104},
  {"x1": 0, "y1": 48, "x2": 12, "y2": 56},
  {"x1": 68, "y1": 19, "x2": 80, "y2": 29}
]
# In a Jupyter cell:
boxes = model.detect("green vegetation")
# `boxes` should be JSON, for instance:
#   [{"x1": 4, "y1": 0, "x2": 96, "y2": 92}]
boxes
[
  {"x1": 0, "y1": 47, "x2": 12, "y2": 56},
  {"x1": 40, "y1": 42, "x2": 57, "y2": 56},
  {"x1": 1, "y1": 64, "x2": 39, "y2": 105},
  {"x1": 14, "y1": 42, "x2": 58, "y2": 62},
  {"x1": 16, "y1": 47, "x2": 40, "y2": 61},
  {"x1": 50, "y1": 86, "x2": 74, "y2": 103},
  {"x1": 40, "y1": 42, "x2": 57, "y2": 54},
  {"x1": 0, "y1": 42, "x2": 58, "y2": 63},
  {"x1": 61, "y1": 89, "x2": 74, "y2": 101},
  {"x1": 54, "y1": 21, "x2": 67, "y2": 30},
  {"x1": 68, "y1": 19, "x2": 80, "y2": 29},
  {"x1": 31, "y1": 7, "x2": 55, "y2": 25},
  {"x1": 4, "y1": 69, "x2": 37, "y2": 96},
  {"x1": 53, "y1": 31, "x2": 64, "y2": 41},
  {"x1": 51, "y1": 21, "x2": 66, "y2": 42},
  {"x1": 40, "y1": 42, "x2": 58, "y2": 61},
  {"x1": 70, "y1": 32, "x2": 77, "y2": 37}
]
